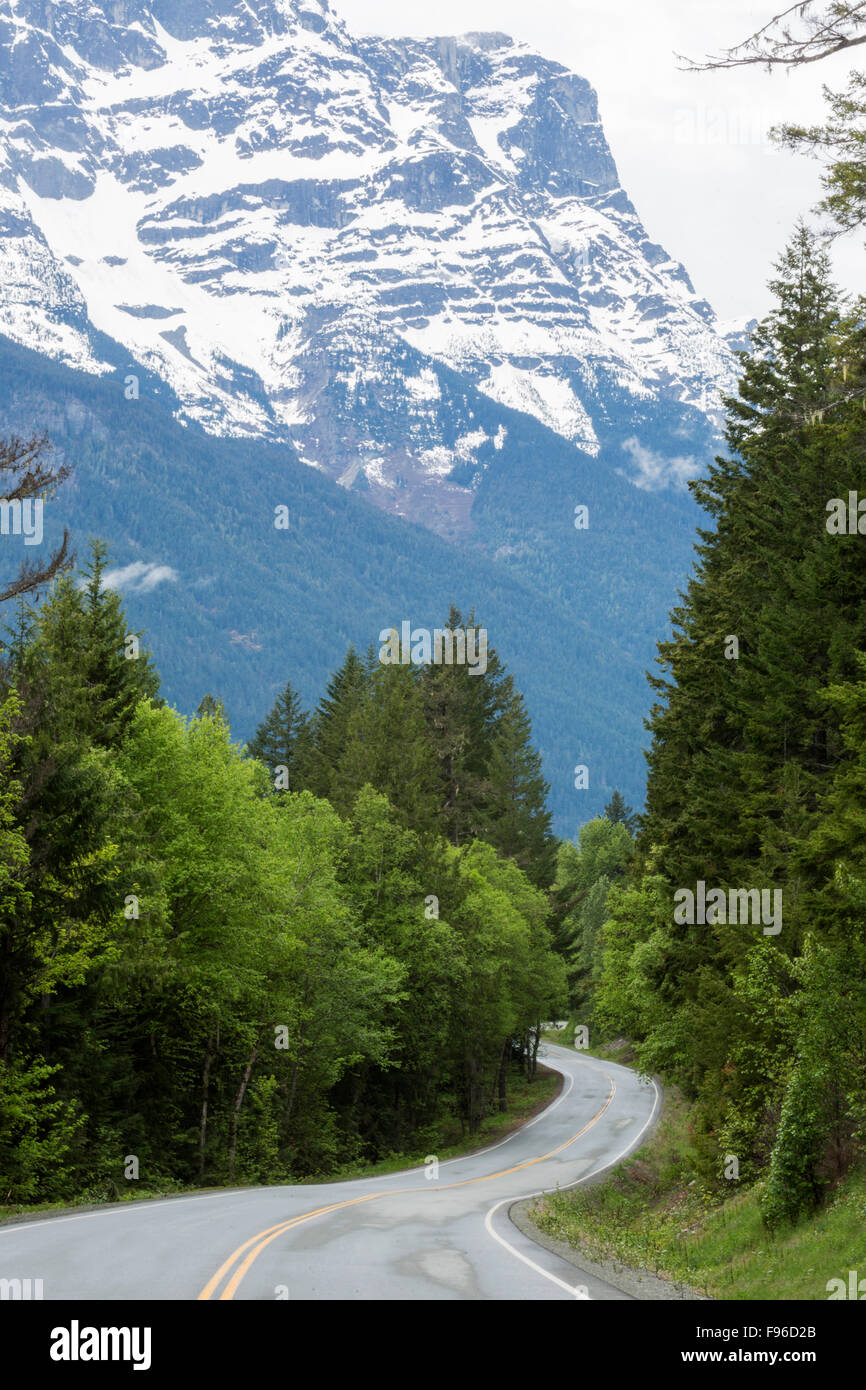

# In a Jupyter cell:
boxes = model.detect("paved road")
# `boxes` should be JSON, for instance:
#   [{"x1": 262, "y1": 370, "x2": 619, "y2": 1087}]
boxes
[{"x1": 0, "y1": 1044, "x2": 659, "y2": 1301}]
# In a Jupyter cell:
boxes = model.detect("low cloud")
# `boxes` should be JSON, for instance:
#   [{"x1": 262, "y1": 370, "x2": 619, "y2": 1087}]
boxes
[
  {"x1": 621, "y1": 437, "x2": 696, "y2": 491},
  {"x1": 102, "y1": 561, "x2": 179, "y2": 594}
]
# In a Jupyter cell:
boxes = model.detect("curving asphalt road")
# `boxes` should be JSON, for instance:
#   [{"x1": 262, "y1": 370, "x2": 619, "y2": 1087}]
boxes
[{"x1": 0, "y1": 1043, "x2": 659, "y2": 1301}]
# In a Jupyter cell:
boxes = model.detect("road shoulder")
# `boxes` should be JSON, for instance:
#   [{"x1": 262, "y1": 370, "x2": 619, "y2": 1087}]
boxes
[{"x1": 508, "y1": 1197, "x2": 710, "y2": 1300}]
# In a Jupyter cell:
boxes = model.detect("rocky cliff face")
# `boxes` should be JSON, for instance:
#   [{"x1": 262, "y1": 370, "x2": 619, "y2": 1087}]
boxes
[{"x1": 0, "y1": 0, "x2": 736, "y2": 535}]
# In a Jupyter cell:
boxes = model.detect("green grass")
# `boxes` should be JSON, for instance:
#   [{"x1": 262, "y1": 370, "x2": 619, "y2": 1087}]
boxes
[
  {"x1": 541, "y1": 1023, "x2": 636, "y2": 1067},
  {"x1": 530, "y1": 1087, "x2": 866, "y2": 1300},
  {"x1": 0, "y1": 1183, "x2": 200, "y2": 1225}
]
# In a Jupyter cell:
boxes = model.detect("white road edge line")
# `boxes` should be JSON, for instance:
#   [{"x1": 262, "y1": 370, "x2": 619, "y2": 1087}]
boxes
[
  {"x1": 363, "y1": 1047, "x2": 578, "y2": 1180},
  {"x1": 0, "y1": 1192, "x2": 230, "y2": 1237},
  {"x1": 0, "y1": 1048, "x2": 578, "y2": 1236},
  {"x1": 433, "y1": 1058, "x2": 575, "y2": 1169},
  {"x1": 0, "y1": 1044, "x2": 652, "y2": 1296},
  {"x1": 484, "y1": 1059, "x2": 661, "y2": 1300}
]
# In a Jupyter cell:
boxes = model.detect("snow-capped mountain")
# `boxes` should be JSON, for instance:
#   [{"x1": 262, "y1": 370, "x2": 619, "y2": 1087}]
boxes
[{"x1": 0, "y1": 0, "x2": 737, "y2": 535}]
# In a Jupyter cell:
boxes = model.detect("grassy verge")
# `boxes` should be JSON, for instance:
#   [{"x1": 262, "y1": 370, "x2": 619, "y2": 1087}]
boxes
[
  {"x1": 0, "y1": 1183, "x2": 199, "y2": 1225},
  {"x1": 541, "y1": 1025, "x2": 634, "y2": 1066},
  {"x1": 530, "y1": 1085, "x2": 866, "y2": 1300}
]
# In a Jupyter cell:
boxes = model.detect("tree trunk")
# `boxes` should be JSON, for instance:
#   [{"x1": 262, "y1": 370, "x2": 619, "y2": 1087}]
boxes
[
  {"x1": 466, "y1": 1052, "x2": 484, "y2": 1133},
  {"x1": 529, "y1": 1022, "x2": 541, "y2": 1079},
  {"x1": 497, "y1": 1038, "x2": 509, "y2": 1112},
  {"x1": 198, "y1": 1026, "x2": 218, "y2": 1180},
  {"x1": 227, "y1": 1044, "x2": 258, "y2": 1177},
  {"x1": 284, "y1": 1024, "x2": 307, "y2": 1129},
  {"x1": 0, "y1": 991, "x2": 10, "y2": 1064}
]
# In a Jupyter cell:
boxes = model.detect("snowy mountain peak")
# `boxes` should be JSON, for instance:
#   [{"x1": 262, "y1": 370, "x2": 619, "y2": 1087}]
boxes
[{"x1": 0, "y1": 0, "x2": 737, "y2": 534}]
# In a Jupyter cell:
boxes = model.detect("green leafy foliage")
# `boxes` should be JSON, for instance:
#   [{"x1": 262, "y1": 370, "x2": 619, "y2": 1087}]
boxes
[{"x1": 0, "y1": 557, "x2": 566, "y2": 1199}]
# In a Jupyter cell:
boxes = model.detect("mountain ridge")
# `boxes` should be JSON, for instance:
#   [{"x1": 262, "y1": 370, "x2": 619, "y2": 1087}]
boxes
[
  {"x1": 0, "y1": 0, "x2": 734, "y2": 831},
  {"x1": 0, "y1": 0, "x2": 736, "y2": 532}
]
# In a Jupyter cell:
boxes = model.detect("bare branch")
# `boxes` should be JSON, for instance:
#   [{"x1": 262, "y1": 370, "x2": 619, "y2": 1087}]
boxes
[
  {"x1": 680, "y1": 1, "x2": 866, "y2": 71},
  {"x1": 0, "y1": 434, "x2": 74, "y2": 604},
  {"x1": 0, "y1": 531, "x2": 72, "y2": 605}
]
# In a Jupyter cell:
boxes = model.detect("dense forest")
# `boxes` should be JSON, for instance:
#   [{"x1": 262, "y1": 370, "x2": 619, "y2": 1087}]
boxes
[
  {"x1": 0, "y1": 555, "x2": 573, "y2": 1202},
  {"x1": 3, "y1": 0, "x2": 865, "y2": 1249},
  {"x1": 4, "y1": 220, "x2": 864, "y2": 1223},
  {"x1": 567, "y1": 221, "x2": 866, "y2": 1227}
]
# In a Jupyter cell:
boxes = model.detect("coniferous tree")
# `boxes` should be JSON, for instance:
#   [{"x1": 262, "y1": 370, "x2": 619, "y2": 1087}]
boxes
[
  {"x1": 0, "y1": 548, "x2": 146, "y2": 1063},
  {"x1": 305, "y1": 646, "x2": 368, "y2": 798},
  {"x1": 603, "y1": 789, "x2": 639, "y2": 835},
  {"x1": 599, "y1": 224, "x2": 866, "y2": 1176},
  {"x1": 197, "y1": 694, "x2": 228, "y2": 722},
  {"x1": 21, "y1": 540, "x2": 161, "y2": 750},
  {"x1": 484, "y1": 678, "x2": 556, "y2": 888},
  {"x1": 247, "y1": 679, "x2": 311, "y2": 792},
  {"x1": 644, "y1": 224, "x2": 852, "y2": 911},
  {"x1": 330, "y1": 660, "x2": 440, "y2": 831},
  {"x1": 418, "y1": 606, "x2": 507, "y2": 846}
]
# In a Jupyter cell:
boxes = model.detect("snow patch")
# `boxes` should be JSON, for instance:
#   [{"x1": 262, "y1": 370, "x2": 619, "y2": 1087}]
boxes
[
  {"x1": 482, "y1": 364, "x2": 598, "y2": 452},
  {"x1": 404, "y1": 367, "x2": 441, "y2": 401}
]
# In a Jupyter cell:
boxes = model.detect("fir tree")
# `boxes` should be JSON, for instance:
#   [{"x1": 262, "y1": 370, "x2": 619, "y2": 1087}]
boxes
[
  {"x1": 246, "y1": 679, "x2": 311, "y2": 792},
  {"x1": 603, "y1": 789, "x2": 639, "y2": 835},
  {"x1": 631, "y1": 223, "x2": 866, "y2": 1119},
  {"x1": 197, "y1": 694, "x2": 228, "y2": 723},
  {"x1": 330, "y1": 660, "x2": 440, "y2": 832},
  {"x1": 305, "y1": 646, "x2": 369, "y2": 798},
  {"x1": 21, "y1": 540, "x2": 161, "y2": 749},
  {"x1": 484, "y1": 678, "x2": 556, "y2": 888},
  {"x1": 418, "y1": 606, "x2": 507, "y2": 847}
]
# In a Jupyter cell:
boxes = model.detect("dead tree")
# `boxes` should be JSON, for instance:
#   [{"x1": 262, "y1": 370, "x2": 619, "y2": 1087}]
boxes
[
  {"x1": 680, "y1": 2, "x2": 866, "y2": 71},
  {"x1": 0, "y1": 434, "x2": 72, "y2": 604}
]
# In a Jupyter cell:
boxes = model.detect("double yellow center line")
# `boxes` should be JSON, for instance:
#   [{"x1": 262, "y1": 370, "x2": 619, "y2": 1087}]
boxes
[{"x1": 198, "y1": 1072, "x2": 615, "y2": 1300}]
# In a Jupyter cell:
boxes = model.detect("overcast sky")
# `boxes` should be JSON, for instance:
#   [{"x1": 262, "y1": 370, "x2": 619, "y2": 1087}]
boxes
[{"x1": 337, "y1": 0, "x2": 862, "y2": 323}]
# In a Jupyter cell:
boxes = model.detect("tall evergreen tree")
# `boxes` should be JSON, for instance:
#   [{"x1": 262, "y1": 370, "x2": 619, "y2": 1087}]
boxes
[
  {"x1": 305, "y1": 647, "x2": 368, "y2": 798},
  {"x1": 247, "y1": 679, "x2": 311, "y2": 792},
  {"x1": 484, "y1": 678, "x2": 556, "y2": 888},
  {"x1": 603, "y1": 789, "x2": 639, "y2": 835},
  {"x1": 0, "y1": 551, "x2": 144, "y2": 1063},
  {"x1": 330, "y1": 660, "x2": 440, "y2": 832},
  {"x1": 20, "y1": 540, "x2": 160, "y2": 749},
  {"x1": 197, "y1": 694, "x2": 228, "y2": 723},
  {"x1": 418, "y1": 606, "x2": 508, "y2": 846},
  {"x1": 644, "y1": 225, "x2": 851, "y2": 903},
  {"x1": 603, "y1": 224, "x2": 866, "y2": 1165}
]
